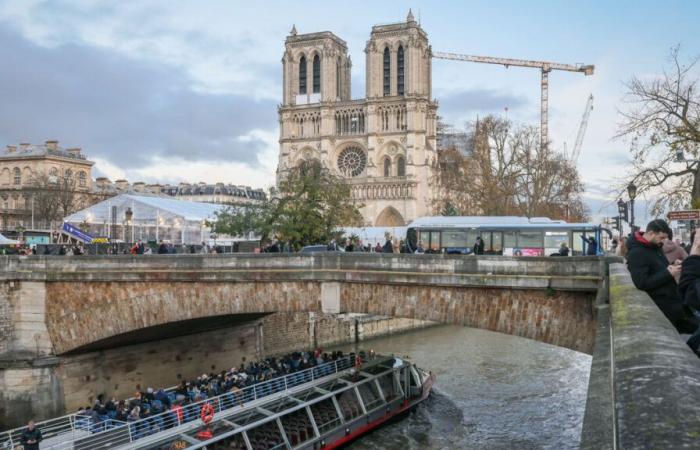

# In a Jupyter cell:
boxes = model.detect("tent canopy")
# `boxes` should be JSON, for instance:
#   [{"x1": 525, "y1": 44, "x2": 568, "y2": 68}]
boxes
[
  {"x1": 64, "y1": 194, "x2": 226, "y2": 224},
  {"x1": 0, "y1": 233, "x2": 20, "y2": 245}
]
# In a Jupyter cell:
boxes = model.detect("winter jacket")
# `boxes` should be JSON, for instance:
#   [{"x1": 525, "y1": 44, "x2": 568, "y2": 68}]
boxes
[
  {"x1": 679, "y1": 255, "x2": 700, "y2": 311},
  {"x1": 627, "y1": 232, "x2": 699, "y2": 333}
]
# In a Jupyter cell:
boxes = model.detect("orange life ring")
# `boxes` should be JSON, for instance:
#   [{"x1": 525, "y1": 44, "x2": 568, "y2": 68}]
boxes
[{"x1": 200, "y1": 403, "x2": 215, "y2": 424}]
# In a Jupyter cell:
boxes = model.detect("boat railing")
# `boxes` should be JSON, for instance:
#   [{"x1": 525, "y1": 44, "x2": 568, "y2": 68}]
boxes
[
  {"x1": 0, "y1": 356, "x2": 354, "y2": 449},
  {"x1": 315, "y1": 416, "x2": 342, "y2": 434}
]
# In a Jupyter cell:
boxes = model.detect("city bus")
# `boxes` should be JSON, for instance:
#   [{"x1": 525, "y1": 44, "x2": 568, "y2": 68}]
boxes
[{"x1": 405, "y1": 216, "x2": 601, "y2": 256}]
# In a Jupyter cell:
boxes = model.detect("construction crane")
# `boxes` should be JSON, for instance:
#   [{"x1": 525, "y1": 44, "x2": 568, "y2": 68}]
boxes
[
  {"x1": 432, "y1": 51, "x2": 595, "y2": 149},
  {"x1": 569, "y1": 94, "x2": 594, "y2": 163}
]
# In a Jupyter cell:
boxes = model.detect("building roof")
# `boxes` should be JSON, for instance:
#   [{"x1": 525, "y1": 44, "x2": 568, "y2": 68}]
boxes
[{"x1": 1, "y1": 143, "x2": 91, "y2": 163}]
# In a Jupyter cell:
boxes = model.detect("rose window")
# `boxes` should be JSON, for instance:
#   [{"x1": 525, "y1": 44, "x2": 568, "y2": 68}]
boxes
[{"x1": 337, "y1": 147, "x2": 367, "y2": 177}]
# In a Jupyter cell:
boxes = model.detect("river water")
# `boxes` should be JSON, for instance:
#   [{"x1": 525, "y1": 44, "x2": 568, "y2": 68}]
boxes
[{"x1": 339, "y1": 325, "x2": 592, "y2": 450}]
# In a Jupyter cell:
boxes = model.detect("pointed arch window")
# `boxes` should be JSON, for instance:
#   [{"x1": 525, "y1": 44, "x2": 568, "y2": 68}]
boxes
[
  {"x1": 299, "y1": 56, "x2": 307, "y2": 95},
  {"x1": 383, "y1": 158, "x2": 392, "y2": 177},
  {"x1": 336, "y1": 58, "x2": 342, "y2": 98},
  {"x1": 383, "y1": 47, "x2": 390, "y2": 96},
  {"x1": 397, "y1": 156, "x2": 406, "y2": 176},
  {"x1": 312, "y1": 55, "x2": 321, "y2": 94},
  {"x1": 397, "y1": 45, "x2": 405, "y2": 96}
]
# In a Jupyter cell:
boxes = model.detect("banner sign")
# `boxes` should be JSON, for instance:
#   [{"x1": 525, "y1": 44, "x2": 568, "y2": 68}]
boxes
[{"x1": 62, "y1": 222, "x2": 94, "y2": 243}]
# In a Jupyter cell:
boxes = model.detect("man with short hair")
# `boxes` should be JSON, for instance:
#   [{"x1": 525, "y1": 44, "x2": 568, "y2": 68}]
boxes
[
  {"x1": 627, "y1": 219, "x2": 700, "y2": 340},
  {"x1": 20, "y1": 420, "x2": 42, "y2": 450}
]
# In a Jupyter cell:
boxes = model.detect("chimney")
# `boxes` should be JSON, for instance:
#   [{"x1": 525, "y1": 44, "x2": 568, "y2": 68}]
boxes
[
  {"x1": 45, "y1": 140, "x2": 59, "y2": 151},
  {"x1": 19, "y1": 143, "x2": 30, "y2": 151},
  {"x1": 115, "y1": 179, "x2": 129, "y2": 191},
  {"x1": 95, "y1": 177, "x2": 111, "y2": 188},
  {"x1": 132, "y1": 181, "x2": 145, "y2": 192},
  {"x1": 66, "y1": 147, "x2": 82, "y2": 157},
  {"x1": 6, "y1": 145, "x2": 16, "y2": 154}
]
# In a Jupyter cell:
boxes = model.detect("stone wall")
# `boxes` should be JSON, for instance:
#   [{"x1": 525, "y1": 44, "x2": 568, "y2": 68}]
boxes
[
  {"x1": 0, "y1": 362, "x2": 64, "y2": 430},
  {"x1": 0, "y1": 282, "x2": 15, "y2": 357},
  {"x1": 261, "y1": 312, "x2": 436, "y2": 356}
]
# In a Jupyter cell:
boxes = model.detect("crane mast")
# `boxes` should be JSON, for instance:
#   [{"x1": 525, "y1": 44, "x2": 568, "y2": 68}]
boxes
[
  {"x1": 432, "y1": 51, "x2": 594, "y2": 150},
  {"x1": 570, "y1": 94, "x2": 594, "y2": 163}
]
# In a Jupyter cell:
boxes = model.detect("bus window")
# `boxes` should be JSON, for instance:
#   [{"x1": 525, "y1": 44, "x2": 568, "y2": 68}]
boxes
[
  {"x1": 441, "y1": 230, "x2": 468, "y2": 248},
  {"x1": 419, "y1": 231, "x2": 430, "y2": 249},
  {"x1": 517, "y1": 231, "x2": 543, "y2": 248},
  {"x1": 466, "y1": 229, "x2": 479, "y2": 249},
  {"x1": 430, "y1": 231, "x2": 440, "y2": 252},
  {"x1": 491, "y1": 232, "x2": 503, "y2": 254},
  {"x1": 544, "y1": 231, "x2": 568, "y2": 252},
  {"x1": 503, "y1": 231, "x2": 517, "y2": 249},
  {"x1": 572, "y1": 231, "x2": 585, "y2": 255},
  {"x1": 481, "y1": 232, "x2": 492, "y2": 251}
]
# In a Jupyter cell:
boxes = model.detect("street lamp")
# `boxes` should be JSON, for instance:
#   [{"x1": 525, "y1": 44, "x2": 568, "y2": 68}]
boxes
[
  {"x1": 124, "y1": 207, "x2": 133, "y2": 243},
  {"x1": 627, "y1": 182, "x2": 637, "y2": 231},
  {"x1": 617, "y1": 198, "x2": 626, "y2": 234}
]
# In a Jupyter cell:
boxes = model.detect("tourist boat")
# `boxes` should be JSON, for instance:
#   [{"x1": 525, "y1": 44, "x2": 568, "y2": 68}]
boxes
[{"x1": 0, "y1": 354, "x2": 434, "y2": 450}]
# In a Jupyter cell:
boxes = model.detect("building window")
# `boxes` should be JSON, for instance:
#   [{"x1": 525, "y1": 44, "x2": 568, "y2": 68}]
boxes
[
  {"x1": 337, "y1": 146, "x2": 367, "y2": 177},
  {"x1": 397, "y1": 45, "x2": 405, "y2": 96},
  {"x1": 336, "y1": 58, "x2": 342, "y2": 98},
  {"x1": 65, "y1": 169, "x2": 72, "y2": 180},
  {"x1": 383, "y1": 47, "x2": 390, "y2": 96},
  {"x1": 79, "y1": 171, "x2": 87, "y2": 187},
  {"x1": 299, "y1": 56, "x2": 307, "y2": 95},
  {"x1": 397, "y1": 156, "x2": 406, "y2": 176},
  {"x1": 383, "y1": 158, "x2": 391, "y2": 177},
  {"x1": 13, "y1": 168, "x2": 20, "y2": 185},
  {"x1": 312, "y1": 55, "x2": 320, "y2": 94}
]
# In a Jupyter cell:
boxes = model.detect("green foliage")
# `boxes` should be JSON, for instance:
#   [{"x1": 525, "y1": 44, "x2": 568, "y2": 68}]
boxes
[
  {"x1": 213, "y1": 161, "x2": 364, "y2": 248},
  {"x1": 441, "y1": 202, "x2": 460, "y2": 216}
]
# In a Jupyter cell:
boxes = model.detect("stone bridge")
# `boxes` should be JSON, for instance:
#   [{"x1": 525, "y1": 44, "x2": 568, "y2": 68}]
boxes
[{"x1": 0, "y1": 253, "x2": 603, "y2": 427}]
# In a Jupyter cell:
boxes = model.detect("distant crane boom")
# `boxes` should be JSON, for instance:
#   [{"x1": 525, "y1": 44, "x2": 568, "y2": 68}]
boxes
[
  {"x1": 570, "y1": 94, "x2": 594, "y2": 163},
  {"x1": 432, "y1": 51, "x2": 595, "y2": 149}
]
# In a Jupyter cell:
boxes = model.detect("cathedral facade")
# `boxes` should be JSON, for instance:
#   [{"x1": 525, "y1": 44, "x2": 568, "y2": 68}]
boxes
[{"x1": 277, "y1": 11, "x2": 438, "y2": 226}]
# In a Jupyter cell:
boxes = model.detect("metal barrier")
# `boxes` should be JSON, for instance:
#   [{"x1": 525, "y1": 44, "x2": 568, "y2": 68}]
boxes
[{"x1": 0, "y1": 356, "x2": 353, "y2": 449}]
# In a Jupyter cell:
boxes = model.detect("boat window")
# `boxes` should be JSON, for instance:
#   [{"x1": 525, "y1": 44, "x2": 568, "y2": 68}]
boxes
[
  {"x1": 418, "y1": 230, "x2": 430, "y2": 249},
  {"x1": 441, "y1": 230, "x2": 468, "y2": 247},
  {"x1": 503, "y1": 231, "x2": 517, "y2": 248},
  {"x1": 466, "y1": 229, "x2": 479, "y2": 247},
  {"x1": 407, "y1": 228, "x2": 418, "y2": 250},
  {"x1": 517, "y1": 231, "x2": 543, "y2": 247},
  {"x1": 481, "y1": 232, "x2": 492, "y2": 251}
]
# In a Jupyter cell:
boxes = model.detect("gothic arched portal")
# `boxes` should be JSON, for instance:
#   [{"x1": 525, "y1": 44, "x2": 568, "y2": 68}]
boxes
[{"x1": 375, "y1": 206, "x2": 405, "y2": 227}]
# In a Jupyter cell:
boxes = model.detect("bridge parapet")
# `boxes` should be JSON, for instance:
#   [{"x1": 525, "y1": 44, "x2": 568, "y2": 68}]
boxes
[
  {"x1": 0, "y1": 253, "x2": 605, "y2": 290},
  {"x1": 581, "y1": 263, "x2": 700, "y2": 449}
]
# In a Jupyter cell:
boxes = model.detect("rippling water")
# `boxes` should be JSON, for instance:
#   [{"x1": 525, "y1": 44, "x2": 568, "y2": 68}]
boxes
[{"x1": 338, "y1": 325, "x2": 592, "y2": 449}]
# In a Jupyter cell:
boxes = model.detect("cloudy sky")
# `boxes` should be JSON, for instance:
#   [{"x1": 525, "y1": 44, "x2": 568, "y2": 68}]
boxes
[{"x1": 1, "y1": 0, "x2": 698, "y2": 222}]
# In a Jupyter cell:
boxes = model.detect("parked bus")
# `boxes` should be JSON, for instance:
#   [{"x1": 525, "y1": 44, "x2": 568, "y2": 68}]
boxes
[{"x1": 405, "y1": 216, "x2": 601, "y2": 256}]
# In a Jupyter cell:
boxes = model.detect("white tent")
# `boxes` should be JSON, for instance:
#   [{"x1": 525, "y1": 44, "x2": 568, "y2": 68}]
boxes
[
  {"x1": 0, "y1": 233, "x2": 20, "y2": 245},
  {"x1": 64, "y1": 194, "x2": 227, "y2": 245}
]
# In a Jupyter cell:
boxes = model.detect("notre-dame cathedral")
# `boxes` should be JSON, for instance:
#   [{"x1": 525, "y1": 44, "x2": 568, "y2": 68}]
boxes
[{"x1": 277, "y1": 11, "x2": 438, "y2": 226}]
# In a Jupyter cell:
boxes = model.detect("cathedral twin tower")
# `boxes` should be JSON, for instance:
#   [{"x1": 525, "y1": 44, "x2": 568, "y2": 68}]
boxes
[{"x1": 277, "y1": 11, "x2": 438, "y2": 226}]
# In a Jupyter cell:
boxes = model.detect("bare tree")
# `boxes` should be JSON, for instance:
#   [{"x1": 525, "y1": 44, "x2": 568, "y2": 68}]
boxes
[
  {"x1": 29, "y1": 171, "x2": 78, "y2": 224},
  {"x1": 617, "y1": 46, "x2": 700, "y2": 214},
  {"x1": 433, "y1": 115, "x2": 587, "y2": 221}
]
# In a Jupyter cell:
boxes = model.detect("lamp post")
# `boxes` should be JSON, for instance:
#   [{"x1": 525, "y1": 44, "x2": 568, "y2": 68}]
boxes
[
  {"x1": 124, "y1": 207, "x2": 133, "y2": 244},
  {"x1": 617, "y1": 198, "x2": 626, "y2": 235},
  {"x1": 627, "y1": 183, "x2": 637, "y2": 231}
]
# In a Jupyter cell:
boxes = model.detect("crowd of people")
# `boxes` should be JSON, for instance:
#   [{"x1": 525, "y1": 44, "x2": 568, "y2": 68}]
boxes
[
  {"x1": 625, "y1": 219, "x2": 700, "y2": 357},
  {"x1": 73, "y1": 349, "x2": 350, "y2": 429}
]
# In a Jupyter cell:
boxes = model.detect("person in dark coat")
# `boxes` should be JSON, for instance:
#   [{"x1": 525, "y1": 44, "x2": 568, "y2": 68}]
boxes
[
  {"x1": 585, "y1": 236, "x2": 598, "y2": 255},
  {"x1": 382, "y1": 238, "x2": 394, "y2": 253},
  {"x1": 473, "y1": 237, "x2": 485, "y2": 255},
  {"x1": 627, "y1": 219, "x2": 700, "y2": 338},
  {"x1": 676, "y1": 227, "x2": 700, "y2": 355},
  {"x1": 157, "y1": 240, "x2": 168, "y2": 254},
  {"x1": 20, "y1": 420, "x2": 42, "y2": 450}
]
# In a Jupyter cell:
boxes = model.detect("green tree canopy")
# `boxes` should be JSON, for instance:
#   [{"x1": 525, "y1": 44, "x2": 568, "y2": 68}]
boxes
[{"x1": 212, "y1": 161, "x2": 364, "y2": 249}]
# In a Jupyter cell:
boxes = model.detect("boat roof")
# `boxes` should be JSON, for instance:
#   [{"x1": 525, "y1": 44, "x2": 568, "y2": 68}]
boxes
[{"x1": 407, "y1": 216, "x2": 597, "y2": 229}]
